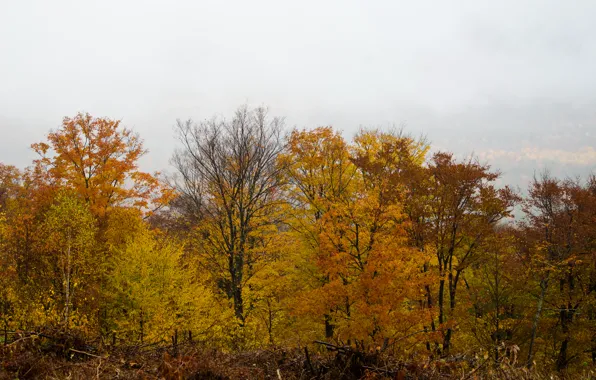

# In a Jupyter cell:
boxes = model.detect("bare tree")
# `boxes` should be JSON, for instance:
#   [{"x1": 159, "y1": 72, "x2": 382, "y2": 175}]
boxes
[{"x1": 171, "y1": 105, "x2": 286, "y2": 323}]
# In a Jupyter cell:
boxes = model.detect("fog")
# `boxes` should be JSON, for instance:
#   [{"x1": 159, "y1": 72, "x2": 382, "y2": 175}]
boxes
[{"x1": 1, "y1": 0, "x2": 594, "y2": 188}]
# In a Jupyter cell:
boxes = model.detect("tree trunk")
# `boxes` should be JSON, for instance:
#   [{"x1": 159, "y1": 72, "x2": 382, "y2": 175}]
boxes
[
  {"x1": 233, "y1": 284, "x2": 244, "y2": 323},
  {"x1": 556, "y1": 304, "x2": 573, "y2": 371},
  {"x1": 527, "y1": 276, "x2": 548, "y2": 367},
  {"x1": 438, "y1": 275, "x2": 446, "y2": 355},
  {"x1": 63, "y1": 231, "x2": 72, "y2": 327},
  {"x1": 230, "y1": 247, "x2": 245, "y2": 323},
  {"x1": 325, "y1": 313, "x2": 334, "y2": 338},
  {"x1": 443, "y1": 329, "x2": 452, "y2": 354},
  {"x1": 556, "y1": 337, "x2": 569, "y2": 371}
]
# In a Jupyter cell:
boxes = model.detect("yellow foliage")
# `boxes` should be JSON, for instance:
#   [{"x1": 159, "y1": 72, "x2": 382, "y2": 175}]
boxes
[{"x1": 108, "y1": 227, "x2": 234, "y2": 345}]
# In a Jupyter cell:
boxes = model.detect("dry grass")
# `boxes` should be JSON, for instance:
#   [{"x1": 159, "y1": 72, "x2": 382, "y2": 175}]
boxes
[{"x1": 1, "y1": 331, "x2": 593, "y2": 379}]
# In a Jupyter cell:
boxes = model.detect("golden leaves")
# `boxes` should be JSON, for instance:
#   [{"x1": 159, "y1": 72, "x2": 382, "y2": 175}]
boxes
[{"x1": 284, "y1": 127, "x2": 431, "y2": 346}]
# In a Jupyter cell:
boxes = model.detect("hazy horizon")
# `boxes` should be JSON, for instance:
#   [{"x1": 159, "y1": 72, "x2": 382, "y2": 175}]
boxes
[{"x1": 2, "y1": 0, "x2": 594, "y2": 189}]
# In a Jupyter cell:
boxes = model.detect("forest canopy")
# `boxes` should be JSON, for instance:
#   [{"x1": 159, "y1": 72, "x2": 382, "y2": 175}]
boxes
[{"x1": 0, "y1": 106, "x2": 595, "y2": 378}]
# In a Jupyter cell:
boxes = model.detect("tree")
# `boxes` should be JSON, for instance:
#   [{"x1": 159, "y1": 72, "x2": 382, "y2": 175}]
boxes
[
  {"x1": 0, "y1": 163, "x2": 21, "y2": 211},
  {"x1": 32, "y1": 113, "x2": 172, "y2": 218},
  {"x1": 319, "y1": 129, "x2": 430, "y2": 348},
  {"x1": 0, "y1": 212, "x2": 17, "y2": 339},
  {"x1": 40, "y1": 192, "x2": 96, "y2": 328},
  {"x1": 283, "y1": 128, "x2": 432, "y2": 348},
  {"x1": 172, "y1": 105, "x2": 286, "y2": 323},
  {"x1": 280, "y1": 127, "x2": 357, "y2": 338},
  {"x1": 406, "y1": 152, "x2": 518, "y2": 354},
  {"x1": 108, "y1": 227, "x2": 231, "y2": 344},
  {"x1": 0, "y1": 162, "x2": 52, "y2": 328},
  {"x1": 521, "y1": 172, "x2": 596, "y2": 370},
  {"x1": 462, "y1": 229, "x2": 524, "y2": 365}
]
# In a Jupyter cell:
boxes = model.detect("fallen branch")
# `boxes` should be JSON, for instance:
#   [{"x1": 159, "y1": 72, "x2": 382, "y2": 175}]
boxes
[
  {"x1": 313, "y1": 340, "x2": 350, "y2": 352},
  {"x1": 69, "y1": 348, "x2": 105, "y2": 359}
]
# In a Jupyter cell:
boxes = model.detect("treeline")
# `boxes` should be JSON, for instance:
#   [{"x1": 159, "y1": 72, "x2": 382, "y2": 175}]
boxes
[{"x1": 0, "y1": 106, "x2": 594, "y2": 374}]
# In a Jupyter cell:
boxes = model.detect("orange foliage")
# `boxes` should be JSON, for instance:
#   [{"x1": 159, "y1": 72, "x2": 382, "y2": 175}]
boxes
[{"x1": 31, "y1": 113, "x2": 173, "y2": 218}]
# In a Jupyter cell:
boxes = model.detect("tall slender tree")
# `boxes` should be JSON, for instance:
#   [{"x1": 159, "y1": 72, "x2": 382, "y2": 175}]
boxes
[
  {"x1": 172, "y1": 106, "x2": 286, "y2": 323},
  {"x1": 406, "y1": 152, "x2": 518, "y2": 354}
]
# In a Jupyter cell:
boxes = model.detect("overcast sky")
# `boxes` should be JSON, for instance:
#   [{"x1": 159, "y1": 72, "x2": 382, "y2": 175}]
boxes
[{"x1": 1, "y1": 0, "x2": 594, "y2": 189}]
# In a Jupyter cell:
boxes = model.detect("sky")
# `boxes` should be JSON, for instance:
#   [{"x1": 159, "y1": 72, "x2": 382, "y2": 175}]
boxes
[{"x1": 1, "y1": 0, "x2": 595, "y2": 190}]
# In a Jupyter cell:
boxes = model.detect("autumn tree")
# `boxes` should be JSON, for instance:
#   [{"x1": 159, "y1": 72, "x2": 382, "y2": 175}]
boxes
[
  {"x1": 0, "y1": 163, "x2": 21, "y2": 211},
  {"x1": 0, "y1": 163, "x2": 50, "y2": 329},
  {"x1": 0, "y1": 211, "x2": 16, "y2": 339},
  {"x1": 31, "y1": 112, "x2": 172, "y2": 219},
  {"x1": 406, "y1": 152, "x2": 518, "y2": 355},
  {"x1": 0, "y1": 164, "x2": 33, "y2": 283},
  {"x1": 39, "y1": 192, "x2": 96, "y2": 328},
  {"x1": 108, "y1": 226, "x2": 231, "y2": 344},
  {"x1": 280, "y1": 127, "x2": 357, "y2": 338},
  {"x1": 283, "y1": 128, "x2": 432, "y2": 349},
  {"x1": 325, "y1": 129, "x2": 430, "y2": 348},
  {"x1": 520, "y1": 172, "x2": 596, "y2": 371},
  {"x1": 460, "y1": 228, "x2": 526, "y2": 365},
  {"x1": 172, "y1": 105, "x2": 286, "y2": 324}
]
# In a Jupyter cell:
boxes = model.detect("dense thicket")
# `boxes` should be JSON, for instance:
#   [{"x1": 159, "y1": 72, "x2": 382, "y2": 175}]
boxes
[{"x1": 0, "y1": 107, "x2": 594, "y2": 377}]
